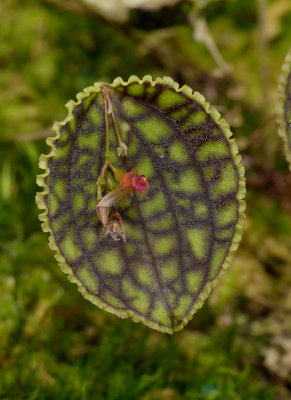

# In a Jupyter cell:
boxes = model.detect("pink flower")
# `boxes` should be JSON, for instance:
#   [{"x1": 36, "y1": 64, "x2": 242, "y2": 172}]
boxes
[
  {"x1": 96, "y1": 168, "x2": 149, "y2": 226},
  {"x1": 120, "y1": 169, "x2": 149, "y2": 198}
]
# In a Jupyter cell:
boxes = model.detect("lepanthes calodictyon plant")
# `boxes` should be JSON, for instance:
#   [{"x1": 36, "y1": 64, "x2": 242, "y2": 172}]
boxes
[
  {"x1": 36, "y1": 76, "x2": 246, "y2": 333},
  {"x1": 277, "y1": 48, "x2": 291, "y2": 170}
]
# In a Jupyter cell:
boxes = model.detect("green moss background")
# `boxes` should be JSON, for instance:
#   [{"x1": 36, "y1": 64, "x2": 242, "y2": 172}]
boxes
[{"x1": 1, "y1": 0, "x2": 291, "y2": 398}]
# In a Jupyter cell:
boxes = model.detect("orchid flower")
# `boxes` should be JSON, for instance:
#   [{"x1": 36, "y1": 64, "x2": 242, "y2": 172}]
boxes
[
  {"x1": 96, "y1": 169, "x2": 149, "y2": 226},
  {"x1": 120, "y1": 169, "x2": 149, "y2": 198}
]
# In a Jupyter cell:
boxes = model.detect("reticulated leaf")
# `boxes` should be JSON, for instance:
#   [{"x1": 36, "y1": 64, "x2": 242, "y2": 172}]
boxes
[
  {"x1": 277, "y1": 47, "x2": 291, "y2": 169},
  {"x1": 36, "y1": 76, "x2": 245, "y2": 333}
]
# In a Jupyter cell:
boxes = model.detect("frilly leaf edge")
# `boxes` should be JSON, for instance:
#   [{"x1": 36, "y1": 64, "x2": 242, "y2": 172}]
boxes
[
  {"x1": 36, "y1": 75, "x2": 246, "y2": 334},
  {"x1": 277, "y1": 48, "x2": 291, "y2": 169}
]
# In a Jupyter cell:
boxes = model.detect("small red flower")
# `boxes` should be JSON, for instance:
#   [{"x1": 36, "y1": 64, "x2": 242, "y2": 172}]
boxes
[
  {"x1": 120, "y1": 169, "x2": 149, "y2": 198},
  {"x1": 97, "y1": 168, "x2": 150, "y2": 226}
]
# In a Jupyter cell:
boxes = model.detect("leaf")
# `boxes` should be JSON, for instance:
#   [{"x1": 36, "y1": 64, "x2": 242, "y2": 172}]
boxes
[
  {"x1": 36, "y1": 76, "x2": 245, "y2": 333},
  {"x1": 277, "y1": 48, "x2": 291, "y2": 169}
]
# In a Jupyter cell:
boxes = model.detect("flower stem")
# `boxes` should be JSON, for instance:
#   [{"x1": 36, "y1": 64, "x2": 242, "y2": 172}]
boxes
[
  {"x1": 96, "y1": 85, "x2": 126, "y2": 202},
  {"x1": 96, "y1": 157, "x2": 117, "y2": 201},
  {"x1": 101, "y1": 84, "x2": 127, "y2": 157}
]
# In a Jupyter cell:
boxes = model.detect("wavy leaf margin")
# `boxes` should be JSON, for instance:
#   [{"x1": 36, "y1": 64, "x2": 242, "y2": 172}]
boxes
[{"x1": 36, "y1": 75, "x2": 246, "y2": 334}]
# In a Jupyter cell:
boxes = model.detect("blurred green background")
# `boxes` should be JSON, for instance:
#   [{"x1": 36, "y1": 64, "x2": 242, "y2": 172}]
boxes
[{"x1": 1, "y1": 0, "x2": 291, "y2": 398}]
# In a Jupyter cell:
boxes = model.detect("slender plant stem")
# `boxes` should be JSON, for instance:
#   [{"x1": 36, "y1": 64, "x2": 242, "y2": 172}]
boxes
[
  {"x1": 191, "y1": 16, "x2": 231, "y2": 75},
  {"x1": 96, "y1": 85, "x2": 124, "y2": 202},
  {"x1": 101, "y1": 84, "x2": 110, "y2": 159},
  {"x1": 111, "y1": 111, "x2": 123, "y2": 148},
  {"x1": 96, "y1": 85, "x2": 110, "y2": 201},
  {"x1": 102, "y1": 84, "x2": 127, "y2": 155}
]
